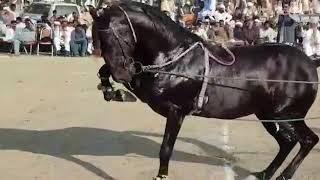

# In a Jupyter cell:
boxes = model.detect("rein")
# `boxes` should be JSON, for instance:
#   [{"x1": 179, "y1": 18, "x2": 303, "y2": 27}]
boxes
[{"x1": 139, "y1": 42, "x2": 236, "y2": 72}]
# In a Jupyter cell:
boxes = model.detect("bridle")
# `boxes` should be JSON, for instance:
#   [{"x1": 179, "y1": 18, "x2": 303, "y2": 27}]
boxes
[{"x1": 98, "y1": 6, "x2": 138, "y2": 72}]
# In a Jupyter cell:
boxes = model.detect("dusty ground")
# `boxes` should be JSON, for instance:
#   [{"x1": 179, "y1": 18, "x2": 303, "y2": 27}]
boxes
[{"x1": 0, "y1": 55, "x2": 320, "y2": 180}]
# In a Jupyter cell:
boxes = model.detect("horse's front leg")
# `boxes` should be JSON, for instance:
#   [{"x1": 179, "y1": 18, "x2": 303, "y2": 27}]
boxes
[
  {"x1": 97, "y1": 63, "x2": 115, "y2": 101},
  {"x1": 154, "y1": 105, "x2": 185, "y2": 180}
]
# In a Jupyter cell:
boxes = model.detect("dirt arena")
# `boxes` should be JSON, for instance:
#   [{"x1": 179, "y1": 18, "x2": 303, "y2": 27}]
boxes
[{"x1": 1, "y1": 56, "x2": 320, "y2": 180}]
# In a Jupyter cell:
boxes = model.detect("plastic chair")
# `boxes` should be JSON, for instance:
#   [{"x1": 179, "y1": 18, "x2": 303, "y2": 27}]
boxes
[
  {"x1": 19, "y1": 31, "x2": 38, "y2": 55},
  {"x1": 22, "y1": 41, "x2": 37, "y2": 55},
  {"x1": 36, "y1": 27, "x2": 54, "y2": 56}
]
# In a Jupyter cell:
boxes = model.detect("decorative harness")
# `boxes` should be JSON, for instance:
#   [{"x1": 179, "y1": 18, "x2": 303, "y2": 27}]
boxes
[{"x1": 99, "y1": 6, "x2": 236, "y2": 112}]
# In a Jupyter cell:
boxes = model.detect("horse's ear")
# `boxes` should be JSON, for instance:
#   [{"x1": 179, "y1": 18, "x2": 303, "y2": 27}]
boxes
[{"x1": 89, "y1": 8, "x2": 98, "y2": 20}]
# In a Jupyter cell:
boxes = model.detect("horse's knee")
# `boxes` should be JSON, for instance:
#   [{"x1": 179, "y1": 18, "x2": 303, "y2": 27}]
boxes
[{"x1": 159, "y1": 144, "x2": 172, "y2": 161}]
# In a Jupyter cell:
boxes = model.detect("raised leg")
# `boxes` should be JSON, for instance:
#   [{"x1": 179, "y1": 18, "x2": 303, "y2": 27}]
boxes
[
  {"x1": 252, "y1": 120, "x2": 298, "y2": 180},
  {"x1": 98, "y1": 64, "x2": 115, "y2": 101},
  {"x1": 154, "y1": 105, "x2": 185, "y2": 180},
  {"x1": 275, "y1": 121, "x2": 319, "y2": 180}
]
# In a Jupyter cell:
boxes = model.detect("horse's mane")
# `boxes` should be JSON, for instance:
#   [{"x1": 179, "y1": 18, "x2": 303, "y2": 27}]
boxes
[{"x1": 119, "y1": 1, "x2": 203, "y2": 45}]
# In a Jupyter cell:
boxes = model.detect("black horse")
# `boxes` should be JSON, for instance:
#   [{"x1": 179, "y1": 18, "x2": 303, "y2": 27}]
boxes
[{"x1": 91, "y1": 2, "x2": 319, "y2": 180}]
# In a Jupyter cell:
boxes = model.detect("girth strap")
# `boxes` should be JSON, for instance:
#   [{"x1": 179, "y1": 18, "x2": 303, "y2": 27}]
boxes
[
  {"x1": 196, "y1": 48, "x2": 210, "y2": 111},
  {"x1": 197, "y1": 48, "x2": 210, "y2": 109}
]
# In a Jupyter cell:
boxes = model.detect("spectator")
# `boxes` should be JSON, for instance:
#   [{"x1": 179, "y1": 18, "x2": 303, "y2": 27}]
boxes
[
  {"x1": 226, "y1": 20, "x2": 235, "y2": 41},
  {"x1": 49, "y1": 10, "x2": 58, "y2": 24},
  {"x1": 67, "y1": 12, "x2": 78, "y2": 22},
  {"x1": 0, "y1": 20, "x2": 6, "y2": 36},
  {"x1": 13, "y1": 18, "x2": 36, "y2": 55},
  {"x1": 233, "y1": 21, "x2": 244, "y2": 41},
  {"x1": 259, "y1": 20, "x2": 277, "y2": 42},
  {"x1": 195, "y1": 22, "x2": 208, "y2": 40},
  {"x1": 70, "y1": 24, "x2": 87, "y2": 57},
  {"x1": 243, "y1": 18, "x2": 260, "y2": 44},
  {"x1": 290, "y1": 0, "x2": 303, "y2": 14},
  {"x1": 212, "y1": 4, "x2": 232, "y2": 23},
  {"x1": 276, "y1": 2, "x2": 299, "y2": 45},
  {"x1": 1, "y1": 7, "x2": 15, "y2": 25},
  {"x1": 8, "y1": 3, "x2": 16, "y2": 19},
  {"x1": 274, "y1": 0, "x2": 283, "y2": 16},
  {"x1": 302, "y1": 19, "x2": 320, "y2": 57},
  {"x1": 198, "y1": 0, "x2": 216, "y2": 21},
  {"x1": 55, "y1": 20, "x2": 73, "y2": 56},
  {"x1": 161, "y1": 0, "x2": 176, "y2": 21},
  {"x1": 312, "y1": 0, "x2": 320, "y2": 14},
  {"x1": 207, "y1": 21, "x2": 216, "y2": 41},
  {"x1": 302, "y1": 0, "x2": 310, "y2": 14},
  {"x1": 15, "y1": 17, "x2": 25, "y2": 29},
  {"x1": 0, "y1": 20, "x2": 15, "y2": 42},
  {"x1": 53, "y1": 21, "x2": 61, "y2": 54},
  {"x1": 214, "y1": 20, "x2": 229, "y2": 43},
  {"x1": 79, "y1": 5, "x2": 93, "y2": 26},
  {"x1": 233, "y1": 7, "x2": 244, "y2": 21},
  {"x1": 243, "y1": 2, "x2": 258, "y2": 17},
  {"x1": 86, "y1": 24, "x2": 93, "y2": 54}
]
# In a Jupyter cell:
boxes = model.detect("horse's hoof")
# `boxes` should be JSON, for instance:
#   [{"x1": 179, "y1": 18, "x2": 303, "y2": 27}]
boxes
[
  {"x1": 153, "y1": 175, "x2": 169, "y2": 180},
  {"x1": 97, "y1": 83, "x2": 102, "y2": 90},
  {"x1": 275, "y1": 175, "x2": 291, "y2": 180},
  {"x1": 104, "y1": 92, "x2": 114, "y2": 101},
  {"x1": 251, "y1": 171, "x2": 268, "y2": 180}
]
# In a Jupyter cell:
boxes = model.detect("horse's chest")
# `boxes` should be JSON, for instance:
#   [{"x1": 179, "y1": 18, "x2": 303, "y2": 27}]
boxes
[{"x1": 131, "y1": 76, "x2": 200, "y2": 109}]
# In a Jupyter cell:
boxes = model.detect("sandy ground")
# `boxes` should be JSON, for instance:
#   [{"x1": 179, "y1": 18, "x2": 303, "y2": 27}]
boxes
[{"x1": 0, "y1": 55, "x2": 320, "y2": 180}]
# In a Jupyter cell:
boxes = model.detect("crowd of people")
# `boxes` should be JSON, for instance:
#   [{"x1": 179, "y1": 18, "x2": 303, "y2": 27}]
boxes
[
  {"x1": 168, "y1": 0, "x2": 320, "y2": 58},
  {"x1": 0, "y1": 0, "x2": 320, "y2": 57},
  {"x1": 0, "y1": 2, "x2": 94, "y2": 56}
]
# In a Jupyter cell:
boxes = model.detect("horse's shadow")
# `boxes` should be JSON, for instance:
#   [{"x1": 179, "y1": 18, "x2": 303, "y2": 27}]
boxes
[{"x1": 0, "y1": 127, "x2": 252, "y2": 180}]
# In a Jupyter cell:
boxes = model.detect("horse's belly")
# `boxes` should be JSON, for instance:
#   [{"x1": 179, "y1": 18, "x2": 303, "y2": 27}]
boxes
[{"x1": 196, "y1": 88, "x2": 255, "y2": 119}]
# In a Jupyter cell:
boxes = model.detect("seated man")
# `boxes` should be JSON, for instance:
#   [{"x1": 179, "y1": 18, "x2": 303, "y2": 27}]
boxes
[
  {"x1": 70, "y1": 24, "x2": 87, "y2": 57},
  {"x1": 13, "y1": 18, "x2": 36, "y2": 55},
  {"x1": 302, "y1": 19, "x2": 320, "y2": 57},
  {"x1": 0, "y1": 20, "x2": 16, "y2": 42},
  {"x1": 54, "y1": 20, "x2": 73, "y2": 56}
]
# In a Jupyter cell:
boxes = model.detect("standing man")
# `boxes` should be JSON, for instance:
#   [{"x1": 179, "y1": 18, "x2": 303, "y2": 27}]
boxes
[{"x1": 276, "y1": 1, "x2": 300, "y2": 45}]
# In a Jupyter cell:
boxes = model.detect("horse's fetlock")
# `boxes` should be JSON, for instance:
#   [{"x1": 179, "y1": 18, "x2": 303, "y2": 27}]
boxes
[{"x1": 302, "y1": 133, "x2": 319, "y2": 147}]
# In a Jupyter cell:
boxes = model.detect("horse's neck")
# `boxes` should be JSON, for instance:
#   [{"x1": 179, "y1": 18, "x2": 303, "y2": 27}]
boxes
[
  {"x1": 136, "y1": 34, "x2": 199, "y2": 68},
  {"x1": 133, "y1": 21, "x2": 193, "y2": 66}
]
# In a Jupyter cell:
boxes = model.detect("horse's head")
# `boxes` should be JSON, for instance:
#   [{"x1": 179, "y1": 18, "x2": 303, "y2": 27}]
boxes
[{"x1": 92, "y1": 3, "x2": 139, "y2": 83}]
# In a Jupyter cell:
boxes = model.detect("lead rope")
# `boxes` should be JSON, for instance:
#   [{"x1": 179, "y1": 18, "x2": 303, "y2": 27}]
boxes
[{"x1": 118, "y1": 6, "x2": 137, "y2": 43}]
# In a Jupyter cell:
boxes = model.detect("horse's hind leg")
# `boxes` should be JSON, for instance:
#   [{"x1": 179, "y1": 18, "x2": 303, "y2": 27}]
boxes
[
  {"x1": 275, "y1": 121, "x2": 319, "y2": 180},
  {"x1": 252, "y1": 118, "x2": 297, "y2": 180}
]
